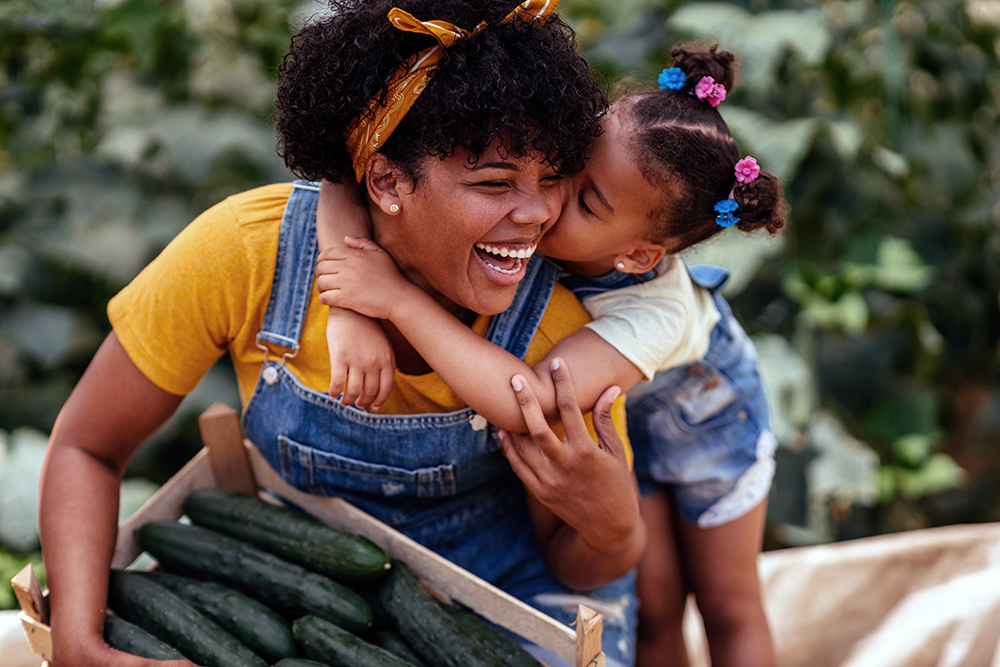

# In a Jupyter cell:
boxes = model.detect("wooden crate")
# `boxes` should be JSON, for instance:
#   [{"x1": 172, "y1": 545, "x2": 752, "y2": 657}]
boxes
[{"x1": 13, "y1": 402, "x2": 606, "y2": 667}]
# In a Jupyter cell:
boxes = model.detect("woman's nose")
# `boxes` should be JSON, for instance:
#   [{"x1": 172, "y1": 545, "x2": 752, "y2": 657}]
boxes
[{"x1": 510, "y1": 187, "x2": 561, "y2": 227}]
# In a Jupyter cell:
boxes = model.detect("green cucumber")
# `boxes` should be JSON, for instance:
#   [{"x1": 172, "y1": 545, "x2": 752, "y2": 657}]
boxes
[
  {"x1": 106, "y1": 569, "x2": 266, "y2": 667},
  {"x1": 103, "y1": 610, "x2": 187, "y2": 660},
  {"x1": 368, "y1": 630, "x2": 431, "y2": 667},
  {"x1": 183, "y1": 489, "x2": 390, "y2": 581},
  {"x1": 379, "y1": 561, "x2": 505, "y2": 667},
  {"x1": 137, "y1": 521, "x2": 372, "y2": 633},
  {"x1": 443, "y1": 605, "x2": 543, "y2": 667},
  {"x1": 137, "y1": 571, "x2": 296, "y2": 663},
  {"x1": 293, "y1": 615, "x2": 415, "y2": 667}
]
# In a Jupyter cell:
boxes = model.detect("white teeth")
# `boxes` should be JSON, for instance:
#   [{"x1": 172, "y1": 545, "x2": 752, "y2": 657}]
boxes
[
  {"x1": 475, "y1": 243, "x2": 536, "y2": 260},
  {"x1": 482, "y1": 257, "x2": 523, "y2": 275}
]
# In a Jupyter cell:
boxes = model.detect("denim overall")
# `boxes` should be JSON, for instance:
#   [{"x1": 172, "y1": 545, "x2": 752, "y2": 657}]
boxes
[
  {"x1": 241, "y1": 182, "x2": 637, "y2": 666},
  {"x1": 565, "y1": 264, "x2": 776, "y2": 529}
]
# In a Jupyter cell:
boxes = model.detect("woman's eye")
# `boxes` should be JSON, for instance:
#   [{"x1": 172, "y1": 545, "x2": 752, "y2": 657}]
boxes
[
  {"x1": 476, "y1": 181, "x2": 509, "y2": 189},
  {"x1": 541, "y1": 174, "x2": 564, "y2": 187},
  {"x1": 578, "y1": 190, "x2": 595, "y2": 216}
]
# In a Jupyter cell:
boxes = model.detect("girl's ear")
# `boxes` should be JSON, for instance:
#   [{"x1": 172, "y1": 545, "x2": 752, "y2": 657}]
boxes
[
  {"x1": 614, "y1": 242, "x2": 667, "y2": 273},
  {"x1": 365, "y1": 153, "x2": 408, "y2": 216}
]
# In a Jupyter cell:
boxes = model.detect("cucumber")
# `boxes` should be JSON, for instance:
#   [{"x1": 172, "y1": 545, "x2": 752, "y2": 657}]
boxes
[
  {"x1": 274, "y1": 660, "x2": 331, "y2": 667},
  {"x1": 443, "y1": 605, "x2": 543, "y2": 667},
  {"x1": 103, "y1": 610, "x2": 187, "y2": 660},
  {"x1": 137, "y1": 571, "x2": 296, "y2": 663},
  {"x1": 106, "y1": 569, "x2": 266, "y2": 667},
  {"x1": 368, "y1": 630, "x2": 431, "y2": 667},
  {"x1": 137, "y1": 521, "x2": 372, "y2": 633},
  {"x1": 183, "y1": 489, "x2": 390, "y2": 581},
  {"x1": 379, "y1": 561, "x2": 505, "y2": 667},
  {"x1": 293, "y1": 615, "x2": 415, "y2": 667}
]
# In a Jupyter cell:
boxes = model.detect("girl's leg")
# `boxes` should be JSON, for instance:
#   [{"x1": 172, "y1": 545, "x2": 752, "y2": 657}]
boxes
[
  {"x1": 677, "y1": 500, "x2": 775, "y2": 667},
  {"x1": 635, "y1": 489, "x2": 690, "y2": 667}
]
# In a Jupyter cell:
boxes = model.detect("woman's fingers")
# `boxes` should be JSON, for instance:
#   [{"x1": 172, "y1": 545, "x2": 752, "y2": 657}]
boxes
[
  {"x1": 548, "y1": 358, "x2": 592, "y2": 443},
  {"x1": 592, "y1": 384, "x2": 625, "y2": 457},
  {"x1": 511, "y1": 374, "x2": 563, "y2": 459},
  {"x1": 497, "y1": 429, "x2": 542, "y2": 490}
]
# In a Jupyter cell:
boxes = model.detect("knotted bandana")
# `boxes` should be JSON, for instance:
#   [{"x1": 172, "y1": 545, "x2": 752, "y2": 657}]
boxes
[{"x1": 344, "y1": 1, "x2": 559, "y2": 181}]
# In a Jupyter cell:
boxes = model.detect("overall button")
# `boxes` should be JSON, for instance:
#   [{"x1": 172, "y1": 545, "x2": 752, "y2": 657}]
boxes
[{"x1": 263, "y1": 366, "x2": 279, "y2": 385}]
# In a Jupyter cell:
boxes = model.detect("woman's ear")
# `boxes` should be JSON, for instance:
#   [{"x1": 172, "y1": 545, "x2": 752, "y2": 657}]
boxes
[
  {"x1": 365, "y1": 153, "x2": 407, "y2": 216},
  {"x1": 614, "y1": 242, "x2": 667, "y2": 273}
]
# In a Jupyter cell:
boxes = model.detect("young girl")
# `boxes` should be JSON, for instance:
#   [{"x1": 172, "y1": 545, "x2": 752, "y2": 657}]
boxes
[{"x1": 317, "y1": 45, "x2": 786, "y2": 667}]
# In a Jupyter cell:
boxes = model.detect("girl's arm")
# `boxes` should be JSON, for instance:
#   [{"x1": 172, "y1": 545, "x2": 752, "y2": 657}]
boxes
[
  {"x1": 316, "y1": 179, "x2": 395, "y2": 410},
  {"x1": 498, "y1": 359, "x2": 646, "y2": 590},
  {"x1": 39, "y1": 333, "x2": 196, "y2": 667},
  {"x1": 316, "y1": 237, "x2": 644, "y2": 432}
]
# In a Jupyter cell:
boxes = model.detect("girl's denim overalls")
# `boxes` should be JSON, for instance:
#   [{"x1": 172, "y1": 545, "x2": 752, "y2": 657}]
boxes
[
  {"x1": 624, "y1": 264, "x2": 776, "y2": 528},
  {"x1": 240, "y1": 182, "x2": 637, "y2": 666},
  {"x1": 564, "y1": 263, "x2": 776, "y2": 529}
]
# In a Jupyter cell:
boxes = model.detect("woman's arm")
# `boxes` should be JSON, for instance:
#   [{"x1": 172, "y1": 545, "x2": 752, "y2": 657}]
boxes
[
  {"x1": 317, "y1": 179, "x2": 395, "y2": 410},
  {"x1": 316, "y1": 237, "x2": 644, "y2": 431},
  {"x1": 39, "y1": 333, "x2": 196, "y2": 667},
  {"x1": 498, "y1": 359, "x2": 646, "y2": 590}
]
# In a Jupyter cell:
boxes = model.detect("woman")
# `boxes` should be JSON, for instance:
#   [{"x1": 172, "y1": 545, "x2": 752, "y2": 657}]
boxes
[{"x1": 37, "y1": 2, "x2": 643, "y2": 666}]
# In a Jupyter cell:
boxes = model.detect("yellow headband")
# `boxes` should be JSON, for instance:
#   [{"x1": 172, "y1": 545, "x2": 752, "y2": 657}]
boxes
[{"x1": 344, "y1": 0, "x2": 560, "y2": 182}]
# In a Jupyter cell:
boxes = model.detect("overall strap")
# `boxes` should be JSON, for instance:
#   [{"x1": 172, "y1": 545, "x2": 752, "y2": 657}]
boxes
[
  {"x1": 256, "y1": 181, "x2": 320, "y2": 352},
  {"x1": 688, "y1": 263, "x2": 730, "y2": 293},
  {"x1": 484, "y1": 257, "x2": 560, "y2": 360}
]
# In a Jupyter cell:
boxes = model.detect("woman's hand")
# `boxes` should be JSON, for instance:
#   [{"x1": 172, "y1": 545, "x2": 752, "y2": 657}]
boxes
[
  {"x1": 52, "y1": 635, "x2": 196, "y2": 667},
  {"x1": 497, "y1": 358, "x2": 645, "y2": 589},
  {"x1": 316, "y1": 236, "x2": 412, "y2": 321}
]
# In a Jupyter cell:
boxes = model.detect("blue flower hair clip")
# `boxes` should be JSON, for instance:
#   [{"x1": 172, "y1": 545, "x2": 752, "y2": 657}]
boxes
[
  {"x1": 714, "y1": 199, "x2": 740, "y2": 228},
  {"x1": 658, "y1": 67, "x2": 686, "y2": 90}
]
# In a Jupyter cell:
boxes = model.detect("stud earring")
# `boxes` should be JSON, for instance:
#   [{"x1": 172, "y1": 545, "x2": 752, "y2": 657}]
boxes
[
  {"x1": 616, "y1": 262, "x2": 626, "y2": 270},
  {"x1": 389, "y1": 203, "x2": 400, "y2": 214}
]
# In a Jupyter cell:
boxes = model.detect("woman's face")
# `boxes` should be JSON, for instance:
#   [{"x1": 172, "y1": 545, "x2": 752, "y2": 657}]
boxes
[
  {"x1": 538, "y1": 106, "x2": 664, "y2": 276},
  {"x1": 374, "y1": 145, "x2": 563, "y2": 316}
]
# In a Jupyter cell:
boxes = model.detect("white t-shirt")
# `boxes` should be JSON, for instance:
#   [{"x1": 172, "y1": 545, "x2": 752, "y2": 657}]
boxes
[{"x1": 581, "y1": 258, "x2": 721, "y2": 381}]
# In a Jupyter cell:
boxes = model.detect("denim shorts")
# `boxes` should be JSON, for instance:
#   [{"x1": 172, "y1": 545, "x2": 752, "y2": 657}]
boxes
[{"x1": 626, "y1": 293, "x2": 776, "y2": 528}]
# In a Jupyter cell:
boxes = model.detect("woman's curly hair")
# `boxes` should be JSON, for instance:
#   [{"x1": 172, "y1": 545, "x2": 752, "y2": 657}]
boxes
[
  {"x1": 275, "y1": 0, "x2": 607, "y2": 186},
  {"x1": 620, "y1": 44, "x2": 787, "y2": 251}
]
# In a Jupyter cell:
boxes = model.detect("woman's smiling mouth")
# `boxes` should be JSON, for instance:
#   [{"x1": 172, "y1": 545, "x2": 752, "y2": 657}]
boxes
[{"x1": 474, "y1": 242, "x2": 537, "y2": 275}]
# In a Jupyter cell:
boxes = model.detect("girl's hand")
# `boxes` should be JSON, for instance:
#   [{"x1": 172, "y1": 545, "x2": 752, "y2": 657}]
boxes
[
  {"x1": 325, "y1": 310, "x2": 395, "y2": 410},
  {"x1": 497, "y1": 358, "x2": 641, "y2": 554},
  {"x1": 316, "y1": 236, "x2": 410, "y2": 321}
]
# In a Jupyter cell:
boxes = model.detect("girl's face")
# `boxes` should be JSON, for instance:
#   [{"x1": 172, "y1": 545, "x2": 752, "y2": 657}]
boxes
[
  {"x1": 374, "y1": 145, "x2": 563, "y2": 316},
  {"x1": 538, "y1": 106, "x2": 665, "y2": 276}
]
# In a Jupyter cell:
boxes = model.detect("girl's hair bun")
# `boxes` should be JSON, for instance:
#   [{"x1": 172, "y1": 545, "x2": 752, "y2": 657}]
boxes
[{"x1": 669, "y1": 44, "x2": 738, "y2": 96}]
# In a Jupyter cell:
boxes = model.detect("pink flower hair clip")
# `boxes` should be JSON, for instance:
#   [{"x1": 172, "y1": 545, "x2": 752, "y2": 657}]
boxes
[
  {"x1": 694, "y1": 76, "x2": 727, "y2": 107},
  {"x1": 734, "y1": 156, "x2": 760, "y2": 184}
]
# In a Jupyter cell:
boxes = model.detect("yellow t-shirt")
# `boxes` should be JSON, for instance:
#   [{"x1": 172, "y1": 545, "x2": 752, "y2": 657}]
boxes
[{"x1": 108, "y1": 183, "x2": 630, "y2": 454}]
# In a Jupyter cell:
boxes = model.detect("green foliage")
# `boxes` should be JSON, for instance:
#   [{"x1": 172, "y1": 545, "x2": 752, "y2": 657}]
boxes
[
  {"x1": 0, "y1": 547, "x2": 44, "y2": 610},
  {"x1": 562, "y1": 0, "x2": 1000, "y2": 538},
  {"x1": 1, "y1": 0, "x2": 997, "y2": 554}
]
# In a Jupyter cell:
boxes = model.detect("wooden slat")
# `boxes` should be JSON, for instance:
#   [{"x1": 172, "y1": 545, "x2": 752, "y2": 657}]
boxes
[
  {"x1": 199, "y1": 402, "x2": 256, "y2": 495},
  {"x1": 576, "y1": 605, "x2": 605, "y2": 667},
  {"x1": 111, "y1": 447, "x2": 216, "y2": 568},
  {"x1": 11, "y1": 564, "x2": 47, "y2": 624},
  {"x1": 18, "y1": 612, "x2": 52, "y2": 662},
  {"x1": 244, "y1": 441, "x2": 584, "y2": 663}
]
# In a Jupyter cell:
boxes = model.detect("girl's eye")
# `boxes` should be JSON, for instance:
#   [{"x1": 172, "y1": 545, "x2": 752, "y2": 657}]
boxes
[
  {"x1": 578, "y1": 190, "x2": 595, "y2": 216},
  {"x1": 541, "y1": 174, "x2": 564, "y2": 187}
]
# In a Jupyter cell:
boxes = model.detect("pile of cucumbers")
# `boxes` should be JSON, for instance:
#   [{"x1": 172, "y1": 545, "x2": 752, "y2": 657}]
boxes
[{"x1": 105, "y1": 488, "x2": 544, "y2": 667}]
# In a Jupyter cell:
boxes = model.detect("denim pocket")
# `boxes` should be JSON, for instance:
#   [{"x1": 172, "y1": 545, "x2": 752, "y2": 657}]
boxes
[{"x1": 278, "y1": 434, "x2": 457, "y2": 498}]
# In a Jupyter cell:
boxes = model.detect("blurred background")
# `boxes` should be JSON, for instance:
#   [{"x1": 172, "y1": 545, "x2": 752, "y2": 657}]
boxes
[{"x1": 1, "y1": 0, "x2": 998, "y2": 609}]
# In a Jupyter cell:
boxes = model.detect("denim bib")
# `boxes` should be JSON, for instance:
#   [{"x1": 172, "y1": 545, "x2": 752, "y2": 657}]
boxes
[{"x1": 241, "y1": 182, "x2": 560, "y2": 584}]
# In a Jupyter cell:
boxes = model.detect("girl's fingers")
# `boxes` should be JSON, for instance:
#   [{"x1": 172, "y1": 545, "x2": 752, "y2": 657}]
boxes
[
  {"x1": 343, "y1": 236, "x2": 384, "y2": 252},
  {"x1": 511, "y1": 375, "x2": 562, "y2": 458},
  {"x1": 340, "y1": 368, "x2": 364, "y2": 407},
  {"x1": 548, "y1": 358, "x2": 590, "y2": 441},
  {"x1": 329, "y1": 363, "x2": 348, "y2": 400},
  {"x1": 355, "y1": 373, "x2": 379, "y2": 409},
  {"x1": 372, "y1": 366, "x2": 394, "y2": 412}
]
